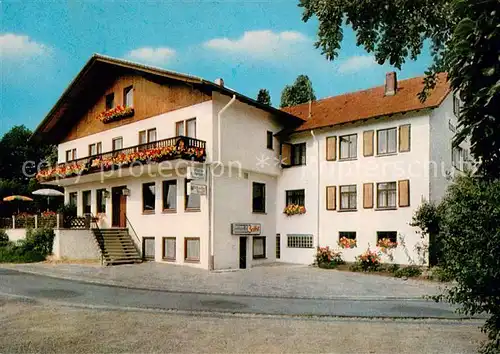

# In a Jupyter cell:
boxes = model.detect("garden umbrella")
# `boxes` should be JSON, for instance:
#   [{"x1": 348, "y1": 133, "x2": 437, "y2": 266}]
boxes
[
  {"x1": 2, "y1": 195, "x2": 34, "y2": 213},
  {"x1": 32, "y1": 189, "x2": 64, "y2": 210}
]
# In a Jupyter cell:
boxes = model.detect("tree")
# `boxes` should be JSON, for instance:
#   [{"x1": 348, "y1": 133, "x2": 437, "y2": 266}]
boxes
[
  {"x1": 299, "y1": 0, "x2": 500, "y2": 177},
  {"x1": 280, "y1": 74, "x2": 316, "y2": 108},
  {"x1": 412, "y1": 175, "x2": 500, "y2": 353},
  {"x1": 256, "y1": 89, "x2": 272, "y2": 106}
]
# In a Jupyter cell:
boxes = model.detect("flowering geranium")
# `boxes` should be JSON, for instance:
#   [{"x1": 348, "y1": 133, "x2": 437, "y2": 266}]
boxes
[
  {"x1": 283, "y1": 204, "x2": 306, "y2": 216},
  {"x1": 41, "y1": 211, "x2": 57, "y2": 217},
  {"x1": 338, "y1": 236, "x2": 357, "y2": 249},
  {"x1": 97, "y1": 105, "x2": 134, "y2": 123},
  {"x1": 377, "y1": 238, "x2": 398, "y2": 249},
  {"x1": 356, "y1": 249, "x2": 381, "y2": 271},
  {"x1": 316, "y1": 246, "x2": 344, "y2": 268},
  {"x1": 36, "y1": 162, "x2": 87, "y2": 181}
]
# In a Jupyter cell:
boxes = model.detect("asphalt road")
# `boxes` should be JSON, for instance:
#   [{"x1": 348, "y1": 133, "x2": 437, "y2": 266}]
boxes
[{"x1": 0, "y1": 268, "x2": 480, "y2": 319}]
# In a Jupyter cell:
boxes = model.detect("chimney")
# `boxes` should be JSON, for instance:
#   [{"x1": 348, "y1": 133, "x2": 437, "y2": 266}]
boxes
[
  {"x1": 385, "y1": 71, "x2": 397, "y2": 96},
  {"x1": 214, "y1": 78, "x2": 224, "y2": 87}
]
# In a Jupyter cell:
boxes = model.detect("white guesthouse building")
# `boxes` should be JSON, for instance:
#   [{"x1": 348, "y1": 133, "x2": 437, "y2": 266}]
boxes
[{"x1": 33, "y1": 55, "x2": 467, "y2": 269}]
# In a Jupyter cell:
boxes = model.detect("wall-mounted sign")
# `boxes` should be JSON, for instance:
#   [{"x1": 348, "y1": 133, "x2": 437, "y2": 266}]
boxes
[
  {"x1": 189, "y1": 183, "x2": 207, "y2": 195},
  {"x1": 231, "y1": 223, "x2": 261, "y2": 235},
  {"x1": 187, "y1": 166, "x2": 206, "y2": 180}
]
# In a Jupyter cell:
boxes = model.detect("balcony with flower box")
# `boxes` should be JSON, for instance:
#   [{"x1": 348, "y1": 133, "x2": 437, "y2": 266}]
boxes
[{"x1": 36, "y1": 136, "x2": 206, "y2": 185}]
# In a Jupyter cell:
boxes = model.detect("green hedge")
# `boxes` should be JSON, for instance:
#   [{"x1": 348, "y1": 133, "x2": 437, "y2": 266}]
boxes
[{"x1": 0, "y1": 228, "x2": 55, "y2": 263}]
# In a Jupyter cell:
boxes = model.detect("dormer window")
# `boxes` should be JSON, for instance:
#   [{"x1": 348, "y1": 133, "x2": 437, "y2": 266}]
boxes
[
  {"x1": 124, "y1": 86, "x2": 133, "y2": 107},
  {"x1": 105, "y1": 93, "x2": 115, "y2": 110}
]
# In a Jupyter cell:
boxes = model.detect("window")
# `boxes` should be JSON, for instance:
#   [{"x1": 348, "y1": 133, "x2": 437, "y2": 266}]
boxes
[
  {"x1": 162, "y1": 237, "x2": 176, "y2": 261},
  {"x1": 175, "y1": 119, "x2": 196, "y2": 138},
  {"x1": 65, "y1": 148, "x2": 76, "y2": 162},
  {"x1": 253, "y1": 237, "x2": 266, "y2": 259},
  {"x1": 252, "y1": 182, "x2": 266, "y2": 213},
  {"x1": 286, "y1": 189, "x2": 305, "y2": 206},
  {"x1": 139, "y1": 128, "x2": 157, "y2": 145},
  {"x1": 142, "y1": 182, "x2": 156, "y2": 213},
  {"x1": 340, "y1": 185, "x2": 357, "y2": 210},
  {"x1": 339, "y1": 231, "x2": 356, "y2": 241},
  {"x1": 291, "y1": 143, "x2": 306, "y2": 166},
  {"x1": 112, "y1": 137, "x2": 123, "y2": 151},
  {"x1": 124, "y1": 86, "x2": 133, "y2": 107},
  {"x1": 96, "y1": 189, "x2": 107, "y2": 213},
  {"x1": 339, "y1": 134, "x2": 357, "y2": 159},
  {"x1": 184, "y1": 237, "x2": 200, "y2": 262},
  {"x1": 185, "y1": 179, "x2": 201, "y2": 210},
  {"x1": 287, "y1": 234, "x2": 313, "y2": 248},
  {"x1": 377, "y1": 231, "x2": 397, "y2": 244},
  {"x1": 88, "y1": 142, "x2": 102, "y2": 156},
  {"x1": 453, "y1": 94, "x2": 460, "y2": 117},
  {"x1": 452, "y1": 146, "x2": 465, "y2": 170},
  {"x1": 162, "y1": 180, "x2": 177, "y2": 211},
  {"x1": 377, "y1": 128, "x2": 397, "y2": 155},
  {"x1": 266, "y1": 131, "x2": 274, "y2": 150},
  {"x1": 377, "y1": 182, "x2": 397, "y2": 209},
  {"x1": 105, "y1": 93, "x2": 115, "y2": 110},
  {"x1": 68, "y1": 192, "x2": 77, "y2": 208},
  {"x1": 276, "y1": 234, "x2": 281, "y2": 259},
  {"x1": 143, "y1": 237, "x2": 155, "y2": 260},
  {"x1": 82, "y1": 190, "x2": 91, "y2": 215}
]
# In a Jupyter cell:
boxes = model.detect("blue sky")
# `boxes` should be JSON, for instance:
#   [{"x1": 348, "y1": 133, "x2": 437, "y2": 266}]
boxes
[{"x1": 0, "y1": 1, "x2": 432, "y2": 136}]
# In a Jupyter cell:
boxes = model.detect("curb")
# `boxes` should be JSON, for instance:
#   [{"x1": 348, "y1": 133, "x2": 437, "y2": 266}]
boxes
[{"x1": 1, "y1": 267, "x2": 436, "y2": 301}]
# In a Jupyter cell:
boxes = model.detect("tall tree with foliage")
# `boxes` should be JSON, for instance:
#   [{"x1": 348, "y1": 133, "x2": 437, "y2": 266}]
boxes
[
  {"x1": 280, "y1": 74, "x2": 316, "y2": 108},
  {"x1": 299, "y1": 0, "x2": 500, "y2": 177},
  {"x1": 256, "y1": 89, "x2": 272, "y2": 106}
]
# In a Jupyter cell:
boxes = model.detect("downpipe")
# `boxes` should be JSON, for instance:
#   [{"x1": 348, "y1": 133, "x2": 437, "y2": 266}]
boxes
[{"x1": 310, "y1": 130, "x2": 320, "y2": 248}]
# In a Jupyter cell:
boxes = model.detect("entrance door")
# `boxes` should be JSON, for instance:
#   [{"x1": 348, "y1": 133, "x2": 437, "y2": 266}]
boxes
[
  {"x1": 112, "y1": 186, "x2": 127, "y2": 227},
  {"x1": 239, "y1": 236, "x2": 247, "y2": 269}
]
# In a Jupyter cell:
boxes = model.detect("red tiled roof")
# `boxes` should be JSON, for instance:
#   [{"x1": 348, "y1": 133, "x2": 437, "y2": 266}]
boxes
[{"x1": 282, "y1": 73, "x2": 450, "y2": 133}]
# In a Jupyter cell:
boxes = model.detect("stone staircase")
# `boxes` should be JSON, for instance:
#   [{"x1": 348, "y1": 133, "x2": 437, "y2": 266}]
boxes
[{"x1": 91, "y1": 228, "x2": 142, "y2": 266}]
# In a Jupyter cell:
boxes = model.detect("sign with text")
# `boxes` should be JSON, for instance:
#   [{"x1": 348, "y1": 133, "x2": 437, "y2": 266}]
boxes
[
  {"x1": 187, "y1": 166, "x2": 206, "y2": 180},
  {"x1": 231, "y1": 223, "x2": 261, "y2": 235},
  {"x1": 189, "y1": 183, "x2": 207, "y2": 195}
]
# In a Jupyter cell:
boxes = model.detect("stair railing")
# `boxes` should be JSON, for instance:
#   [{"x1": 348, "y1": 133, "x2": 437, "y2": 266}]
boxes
[
  {"x1": 125, "y1": 215, "x2": 142, "y2": 256},
  {"x1": 89, "y1": 213, "x2": 105, "y2": 266}
]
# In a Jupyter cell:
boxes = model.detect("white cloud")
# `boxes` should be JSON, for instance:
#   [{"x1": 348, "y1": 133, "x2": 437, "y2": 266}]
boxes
[
  {"x1": 203, "y1": 30, "x2": 310, "y2": 60},
  {"x1": 337, "y1": 55, "x2": 377, "y2": 74},
  {"x1": 126, "y1": 47, "x2": 176, "y2": 65},
  {"x1": 0, "y1": 33, "x2": 47, "y2": 58}
]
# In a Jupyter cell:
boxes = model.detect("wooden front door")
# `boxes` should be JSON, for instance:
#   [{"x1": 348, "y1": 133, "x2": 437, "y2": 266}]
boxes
[
  {"x1": 112, "y1": 186, "x2": 127, "y2": 227},
  {"x1": 239, "y1": 237, "x2": 247, "y2": 269}
]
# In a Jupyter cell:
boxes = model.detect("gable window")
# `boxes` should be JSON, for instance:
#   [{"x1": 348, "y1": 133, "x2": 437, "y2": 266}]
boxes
[
  {"x1": 65, "y1": 148, "x2": 77, "y2": 162},
  {"x1": 112, "y1": 137, "x2": 123, "y2": 151},
  {"x1": 377, "y1": 182, "x2": 397, "y2": 209},
  {"x1": 377, "y1": 231, "x2": 397, "y2": 244},
  {"x1": 339, "y1": 134, "x2": 357, "y2": 160},
  {"x1": 339, "y1": 185, "x2": 357, "y2": 210},
  {"x1": 286, "y1": 189, "x2": 305, "y2": 206},
  {"x1": 124, "y1": 86, "x2": 133, "y2": 107},
  {"x1": 291, "y1": 143, "x2": 306, "y2": 166},
  {"x1": 252, "y1": 182, "x2": 266, "y2": 213},
  {"x1": 175, "y1": 118, "x2": 196, "y2": 138},
  {"x1": 105, "y1": 93, "x2": 115, "y2": 110},
  {"x1": 82, "y1": 190, "x2": 91, "y2": 215},
  {"x1": 252, "y1": 237, "x2": 266, "y2": 259},
  {"x1": 266, "y1": 131, "x2": 274, "y2": 150},
  {"x1": 88, "y1": 142, "x2": 102, "y2": 156},
  {"x1": 377, "y1": 128, "x2": 397, "y2": 155},
  {"x1": 96, "y1": 189, "x2": 107, "y2": 214},
  {"x1": 139, "y1": 128, "x2": 157, "y2": 146},
  {"x1": 142, "y1": 182, "x2": 156, "y2": 213},
  {"x1": 185, "y1": 179, "x2": 201, "y2": 211},
  {"x1": 162, "y1": 180, "x2": 177, "y2": 212}
]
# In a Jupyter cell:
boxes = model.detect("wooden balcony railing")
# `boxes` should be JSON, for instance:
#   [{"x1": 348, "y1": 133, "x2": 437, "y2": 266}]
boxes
[{"x1": 36, "y1": 136, "x2": 206, "y2": 182}]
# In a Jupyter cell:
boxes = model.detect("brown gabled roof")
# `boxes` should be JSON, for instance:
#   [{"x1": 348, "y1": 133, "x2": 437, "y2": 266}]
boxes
[{"x1": 282, "y1": 73, "x2": 450, "y2": 133}]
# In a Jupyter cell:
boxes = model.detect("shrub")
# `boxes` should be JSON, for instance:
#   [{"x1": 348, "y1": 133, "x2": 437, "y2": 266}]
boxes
[
  {"x1": 25, "y1": 228, "x2": 55, "y2": 256},
  {"x1": 58, "y1": 203, "x2": 77, "y2": 217},
  {"x1": 0, "y1": 245, "x2": 46, "y2": 263},
  {"x1": 393, "y1": 266, "x2": 422, "y2": 278},
  {"x1": 428, "y1": 266, "x2": 454, "y2": 282},
  {"x1": 0, "y1": 229, "x2": 9, "y2": 247},
  {"x1": 355, "y1": 249, "x2": 381, "y2": 271},
  {"x1": 316, "y1": 246, "x2": 344, "y2": 268}
]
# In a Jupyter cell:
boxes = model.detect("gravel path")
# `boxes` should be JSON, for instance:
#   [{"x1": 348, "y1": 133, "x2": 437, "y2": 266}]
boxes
[{"x1": 0, "y1": 262, "x2": 445, "y2": 299}]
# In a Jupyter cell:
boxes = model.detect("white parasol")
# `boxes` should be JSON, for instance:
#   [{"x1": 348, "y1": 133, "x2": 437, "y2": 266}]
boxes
[{"x1": 32, "y1": 189, "x2": 64, "y2": 210}]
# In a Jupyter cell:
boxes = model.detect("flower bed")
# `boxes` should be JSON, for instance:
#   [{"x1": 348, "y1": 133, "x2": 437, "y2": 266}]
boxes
[
  {"x1": 283, "y1": 204, "x2": 306, "y2": 216},
  {"x1": 355, "y1": 249, "x2": 381, "y2": 271},
  {"x1": 338, "y1": 236, "x2": 357, "y2": 249},
  {"x1": 316, "y1": 246, "x2": 344, "y2": 268},
  {"x1": 97, "y1": 105, "x2": 134, "y2": 123}
]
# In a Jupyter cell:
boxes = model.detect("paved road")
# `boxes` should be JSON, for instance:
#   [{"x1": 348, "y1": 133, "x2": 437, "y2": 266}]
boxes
[{"x1": 0, "y1": 268, "x2": 480, "y2": 319}]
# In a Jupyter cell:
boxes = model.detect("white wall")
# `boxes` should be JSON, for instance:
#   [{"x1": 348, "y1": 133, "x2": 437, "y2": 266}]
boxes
[
  {"x1": 58, "y1": 101, "x2": 214, "y2": 163},
  {"x1": 278, "y1": 113, "x2": 432, "y2": 265},
  {"x1": 213, "y1": 168, "x2": 277, "y2": 270},
  {"x1": 5, "y1": 229, "x2": 26, "y2": 242},
  {"x1": 53, "y1": 229, "x2": 101, "y2": 260}
]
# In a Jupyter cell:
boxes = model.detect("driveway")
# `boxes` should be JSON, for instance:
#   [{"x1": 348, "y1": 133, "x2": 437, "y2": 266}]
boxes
[{"x1": 0, "y1": 262, "x2": 444, "y2": 300}]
